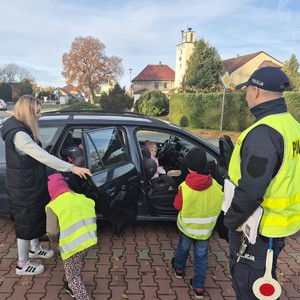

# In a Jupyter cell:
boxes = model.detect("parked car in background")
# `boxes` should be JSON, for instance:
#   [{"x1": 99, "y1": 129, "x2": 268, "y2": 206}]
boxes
[
  {"x1": 0, "y1": 110, "x2": 233, "y2": 235},
  {"x1": 0, "y1": 99, "x2": 7, "y2": 110}
]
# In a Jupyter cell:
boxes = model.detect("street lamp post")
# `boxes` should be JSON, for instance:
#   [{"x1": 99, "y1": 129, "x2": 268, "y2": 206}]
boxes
[{"x1": 129, "y1": 68, "x2": 132, "y2": 96}]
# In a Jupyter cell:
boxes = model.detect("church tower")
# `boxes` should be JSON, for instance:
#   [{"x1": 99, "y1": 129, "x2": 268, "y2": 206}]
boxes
[{"x1": 175, "y1": 27, "x2": 196, "y2": 88}]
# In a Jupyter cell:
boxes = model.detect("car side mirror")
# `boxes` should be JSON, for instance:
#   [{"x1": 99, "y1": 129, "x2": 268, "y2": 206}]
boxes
[{"x1": 219, "y1": 135, "x2": 234, "y2": 167}]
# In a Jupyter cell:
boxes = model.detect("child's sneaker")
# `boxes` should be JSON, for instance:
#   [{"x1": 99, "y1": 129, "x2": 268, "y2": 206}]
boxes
[
  {"x1": 189, "y1": 279, "x2": 204, "y2": 299},
  {"x1": 16, "y1": 260, "x2": 44, "y2": 275},
  {"x1": 171, "y1": 257, "x2": 184, "y2": 279},
  {"x1": 64, "y1": 281, "x2": 75, "y2": 298},
  {"x1": 29, "y1": 245, "x2": 54, "y2": 259}
]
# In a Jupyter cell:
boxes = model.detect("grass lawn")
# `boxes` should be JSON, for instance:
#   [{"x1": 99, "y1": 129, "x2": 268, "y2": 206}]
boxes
[
  {"x1": 158, "y1": 115, "x2": 240, "y2": 141},
  {"x1": 189, "y1": 128, "x2": 240, "y2": 141}
]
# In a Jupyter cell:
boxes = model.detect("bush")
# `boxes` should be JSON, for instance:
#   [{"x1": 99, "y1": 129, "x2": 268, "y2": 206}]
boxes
[
  {"x1": 179, "y1": 115, "x2": 188, "y2": 127},
  {"x1": 169, "y1": 92, "x2": 254, "y2": 131},
  {"x1": 169, "y1": 91, "x2": 300, "y2": 131},
  {"x1": 135, "y1": 90, "x2": 169, "y2": 116},
  {"x1": 285, "y1": 92, "x2": 300, "y2": 120}
]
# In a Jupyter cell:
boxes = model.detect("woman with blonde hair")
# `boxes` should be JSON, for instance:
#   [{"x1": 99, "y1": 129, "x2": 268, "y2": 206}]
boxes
[{"x1": 1, "y1": 95, "x2": 92, "y2": 276}]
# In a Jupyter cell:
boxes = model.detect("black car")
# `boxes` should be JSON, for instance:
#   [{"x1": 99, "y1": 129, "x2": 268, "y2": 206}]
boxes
[{"x1": 0, "y1": 110, "x2": 233, "y2": 235}]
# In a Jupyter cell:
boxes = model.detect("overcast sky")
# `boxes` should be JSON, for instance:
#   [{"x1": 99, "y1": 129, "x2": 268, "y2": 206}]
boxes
[{"x1": 1, "y1": 0, "x2": 299, "y2": 89}]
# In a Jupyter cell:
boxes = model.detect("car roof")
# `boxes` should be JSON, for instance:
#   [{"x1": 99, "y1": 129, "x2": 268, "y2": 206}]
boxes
[{"x1": 40, "y1": 109, "x2": 173, "y2": 127}]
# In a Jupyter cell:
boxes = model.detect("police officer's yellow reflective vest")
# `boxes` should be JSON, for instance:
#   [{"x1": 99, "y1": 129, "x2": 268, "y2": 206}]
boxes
[
  {"x1": 46, "y1": 192, "x2": 97, "y2": 260},
  {"x1": 177, "y1": 180, "x2": 223, "y2": 240},
  {"x1": 229, "y1": 113, "x2": 300, "y2": 238}
]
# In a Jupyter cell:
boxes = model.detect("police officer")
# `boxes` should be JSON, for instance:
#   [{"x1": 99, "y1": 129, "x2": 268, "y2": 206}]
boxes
[{"x1": 224, "y1": 67, "x2": 300, "y2": 300}]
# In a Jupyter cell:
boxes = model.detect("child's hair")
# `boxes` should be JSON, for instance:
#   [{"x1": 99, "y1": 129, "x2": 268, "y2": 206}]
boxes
[
  {"x1": 145, "y1": 140, "x2": 157, "y2": 150},
  {"x1": 185, "y1": 147, "x2": 207, "y2": 173}
]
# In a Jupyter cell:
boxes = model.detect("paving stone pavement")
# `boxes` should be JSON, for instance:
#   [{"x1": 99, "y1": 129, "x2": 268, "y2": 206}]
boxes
[{"x1": 0, "y1": 219, "x2": 299, "y2": 300}]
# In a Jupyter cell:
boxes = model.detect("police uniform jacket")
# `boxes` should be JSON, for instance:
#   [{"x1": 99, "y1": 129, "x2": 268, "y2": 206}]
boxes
[{"x1": 224, "y1": 98, "x2": 288, "y2": 230}]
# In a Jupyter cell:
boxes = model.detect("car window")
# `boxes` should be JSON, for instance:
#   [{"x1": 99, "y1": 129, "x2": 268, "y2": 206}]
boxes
[
  {"x1": 136, "y1": 130, "x2": 170, "y2": 146},
  {"x1": 39, "y1": 127, "x2": 61, "y2": 150},
  {"x1": 84, "y1": 128, "x2": 130, "y2": 173},
  {"x1": 136, "y1": 129, "x2": 217, "y2": 179}
]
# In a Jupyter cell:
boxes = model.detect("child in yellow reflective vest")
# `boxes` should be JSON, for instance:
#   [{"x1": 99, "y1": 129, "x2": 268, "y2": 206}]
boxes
[
  {"x1": 172, "y1": 147, "x2": 223, "y2": 299},
  {"x1": 46, "y1": 173, "x2": 97, "y2": 300}
]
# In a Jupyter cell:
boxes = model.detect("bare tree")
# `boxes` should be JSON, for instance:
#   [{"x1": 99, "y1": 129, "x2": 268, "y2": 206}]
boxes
[
  {"x1": 62, "y1": 36, "x2": 124, "y2": 104},
  {"x1": 0, "y1": 63, "x2": 35, "y2": 83}
]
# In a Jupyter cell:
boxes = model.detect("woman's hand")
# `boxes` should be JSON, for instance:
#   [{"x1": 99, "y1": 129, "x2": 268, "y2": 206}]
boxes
[{"x1": 72, "y1": 166, "x2": 92, "y2": 179}]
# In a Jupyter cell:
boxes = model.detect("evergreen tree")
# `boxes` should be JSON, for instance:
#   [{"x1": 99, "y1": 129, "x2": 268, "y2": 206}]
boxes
[
  {"x1": 283, "y1": 54, "x2": 300, "y2": 91},
  {"x1": 99, "y1": 83, "x2": 133, "y2": 111},
  {"x1": 185, "y1": 38, "x2": 224, "y2": 91},
  {"x1": 20, "y1": 79, "x2": 33, "y2": 96}
]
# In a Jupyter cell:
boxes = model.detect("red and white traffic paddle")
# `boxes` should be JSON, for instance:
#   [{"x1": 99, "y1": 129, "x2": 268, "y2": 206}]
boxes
[{"x1": 252, "y1": 248, "x2": 282, "y2": 299}]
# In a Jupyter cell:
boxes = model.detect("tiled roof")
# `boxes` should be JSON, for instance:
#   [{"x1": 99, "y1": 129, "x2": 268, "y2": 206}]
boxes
[
  {"x1": 132, "y1": 64, "x2": 175, "y2": 81},
  {"x1": 54, "y1": 87, "x2": 72, "y2": 96},
  {"x1": 222, "y1": 52, "x2": 262, "y2": 74},
  {"x1": 222, "y1": 51, "x2": 282, "y2": 74}
]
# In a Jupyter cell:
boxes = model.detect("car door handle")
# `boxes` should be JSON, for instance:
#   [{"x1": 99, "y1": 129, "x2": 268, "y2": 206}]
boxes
[
  {"x1": 106, "y1": 187, "x2": 116, "y2": 196},
  {"x1": 127, "y1": 175, "x2": 138, "y2": 182}
]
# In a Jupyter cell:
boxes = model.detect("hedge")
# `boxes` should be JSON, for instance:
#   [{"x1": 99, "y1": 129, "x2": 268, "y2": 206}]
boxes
[{"x1": 169, "y1": 91, "x2": 299, "y2": 131}]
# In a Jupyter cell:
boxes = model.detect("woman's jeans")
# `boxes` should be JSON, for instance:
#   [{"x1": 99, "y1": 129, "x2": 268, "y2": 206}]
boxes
[{"x1": 174, "y1": 231, "x2": 208, "y2": 288}]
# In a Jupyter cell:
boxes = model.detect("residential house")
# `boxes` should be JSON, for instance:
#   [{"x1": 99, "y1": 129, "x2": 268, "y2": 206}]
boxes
[
  {"x1": 222, "y1": 51, "x2": 283, "y2": 86},
  {"x1": 53, "y1": 87, "x2": 73, "y2": 104},
  {"x1": 131, "y1": 63, "x2": 175, "y2": 100}
]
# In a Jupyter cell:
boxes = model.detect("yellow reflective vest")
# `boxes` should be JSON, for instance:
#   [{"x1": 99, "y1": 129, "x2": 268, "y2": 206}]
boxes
[
  {"x1": 46, "y1": 191, "x2": 97, "y2": 260},
  {"x1": 229, "y1": 113, "x2": 300, "y2": 237},
  {"x1": 177, "y1": 180, "x2": 223, "y2": 240}
]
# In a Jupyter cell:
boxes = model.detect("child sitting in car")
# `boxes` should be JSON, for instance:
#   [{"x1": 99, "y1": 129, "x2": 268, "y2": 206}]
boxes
[
  {"x1": 145, "y1": 140, "x2": 166, "y2": 178},
  {"x1": 145, "y1": 140, "x2": 181, "y2": 179}
]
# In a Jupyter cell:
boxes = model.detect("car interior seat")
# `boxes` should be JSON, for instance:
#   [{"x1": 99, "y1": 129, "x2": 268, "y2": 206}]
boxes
[
  {"x1": 60, "y1": 131, "x2": 84, "y2": 167},
  {"x1": 140, "y1": 144, "x2": 178, "y2": 213},
  {"x1": 61, "y1": 145, "x2": 84, "y2": 167},
  {"x1": 141, "y1": 145, "x2": 178, "y2": 191}
]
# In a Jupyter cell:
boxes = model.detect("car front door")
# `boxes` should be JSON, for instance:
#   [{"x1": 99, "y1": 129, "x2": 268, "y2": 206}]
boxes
[{"x1": 82, "y1": 127, "x2": 140, "y2": 235}]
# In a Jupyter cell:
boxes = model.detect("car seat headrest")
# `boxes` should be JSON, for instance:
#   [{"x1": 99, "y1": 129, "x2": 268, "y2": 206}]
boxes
[
  {"x1": 141, "y1": 145, "x2": 151, "y2": 159},
  {"x1": 143, "y1": 158, "x2": 157, "y2": 180},
  {"x1": 61, "y1": 145, "x2": 83, "y2": 159}
]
